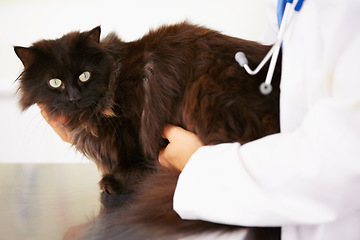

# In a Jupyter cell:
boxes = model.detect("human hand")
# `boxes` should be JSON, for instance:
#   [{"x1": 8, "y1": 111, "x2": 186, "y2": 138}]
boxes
[
  {"x1": 37, "y1": 104, "x2": 72, "y2": 144},
  {"x1": 159, "y1": 125, "x2": 204, "y2": 171}
]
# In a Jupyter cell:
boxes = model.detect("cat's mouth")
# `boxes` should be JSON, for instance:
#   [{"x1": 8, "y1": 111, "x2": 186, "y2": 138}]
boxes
[
  {"x1": 42, "y1": 98, "x2": 115, "y2": 129},
  {"x1": 41, "y1": 105, "x2": 82, "y2": 128}
]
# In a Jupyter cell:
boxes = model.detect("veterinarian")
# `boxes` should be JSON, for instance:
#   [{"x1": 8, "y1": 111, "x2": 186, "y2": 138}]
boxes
[
  {"x1": 39, "y1": 0, "x2": 360, "y2": 239},
  {"x1": 159, "y1": 0, "x2": 360, "y2": 240}
]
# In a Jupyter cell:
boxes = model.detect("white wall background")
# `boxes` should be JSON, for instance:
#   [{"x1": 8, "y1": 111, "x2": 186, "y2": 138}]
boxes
[{"x1": 0, "y1": 0, "x2": 267, "y2": 163}]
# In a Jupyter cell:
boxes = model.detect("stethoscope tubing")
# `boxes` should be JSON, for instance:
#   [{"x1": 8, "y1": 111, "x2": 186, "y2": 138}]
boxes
[{"x1": 235, "y1": 0, "x2": 305, "y2": 95}]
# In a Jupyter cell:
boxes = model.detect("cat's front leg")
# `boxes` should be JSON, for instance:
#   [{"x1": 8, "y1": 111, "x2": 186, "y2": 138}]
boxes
[
  {"x1": 99, "y1": 166, "x2": 152, "y2": 195},
  {"x1": 71, "y1": 131, "x2": 129, "y2": 194},
  {"x1": 99, "y1": 174, "x2": 125, "y2": 194}
]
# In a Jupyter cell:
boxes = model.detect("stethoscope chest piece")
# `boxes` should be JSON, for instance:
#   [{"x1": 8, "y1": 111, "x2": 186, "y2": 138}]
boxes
[{"x1": 259, "y1": 82, "x2": 273, "y2": 95}]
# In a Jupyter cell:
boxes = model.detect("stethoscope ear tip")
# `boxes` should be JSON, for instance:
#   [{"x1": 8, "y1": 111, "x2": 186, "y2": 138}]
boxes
[
  {"x1": 260, "y1": 82, "x2": 273, "y2": 95},
  {"x1": 235, "y1": 52, "x2": 248, "y2": 67}
]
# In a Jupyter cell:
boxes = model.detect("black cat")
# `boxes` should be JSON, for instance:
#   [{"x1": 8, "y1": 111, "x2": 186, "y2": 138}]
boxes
[{"x1": 15, "y1": 22, "x2": 281, "y2": 239}]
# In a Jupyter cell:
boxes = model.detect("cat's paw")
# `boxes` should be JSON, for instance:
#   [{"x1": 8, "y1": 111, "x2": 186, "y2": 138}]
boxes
[{"x1": 99, "y1": 174, "x2": 131, "y2": 195}]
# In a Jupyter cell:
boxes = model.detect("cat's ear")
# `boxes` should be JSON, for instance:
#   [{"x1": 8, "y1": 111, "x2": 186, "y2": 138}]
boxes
[
  {"x1": 14, "y1": 46, "x2": 36, "y2": 68},
  {"x1": 85, "y1": 26, "x2": 101, "y2": 44}
]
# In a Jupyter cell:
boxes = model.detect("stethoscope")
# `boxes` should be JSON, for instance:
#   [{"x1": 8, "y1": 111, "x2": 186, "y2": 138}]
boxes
[{"x1": 235, "y1": 0, "x2": 305, "y2": 95}]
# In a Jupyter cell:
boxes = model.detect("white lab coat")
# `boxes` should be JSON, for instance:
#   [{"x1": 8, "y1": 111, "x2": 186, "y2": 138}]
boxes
[{"x1": 173, "y1": 0, "x2": 360, "y2": 239}]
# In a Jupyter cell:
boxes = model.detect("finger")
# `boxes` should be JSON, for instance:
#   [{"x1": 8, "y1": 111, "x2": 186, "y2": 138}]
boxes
[
  {"x1": 37, "y1": 104, "x2": 72, "y2": 143},
  {"x1": 58, "y1": 131, "x2": 71, "y2": 143},
  {"x1": 52, "y1": 123, "x2": 72, "y2": 143},
  {"x1": 37, "y1": 104, "x2": 50, "y2": 123},
  {"x1": 162, "y1": 125, "x2": 187, "y2": 142},
  {"x1": 158, "y1": 148, "x2": 171, "y2": 168},
  {"x1": 37, "y1": 103, "x2": 45, "y2": 110},
  {"x1": 55, "y1": 114, "x2": 69, "y2": 125},
  {"x1": 162, "y1": 124, "x2": 173, "y2": 139}
]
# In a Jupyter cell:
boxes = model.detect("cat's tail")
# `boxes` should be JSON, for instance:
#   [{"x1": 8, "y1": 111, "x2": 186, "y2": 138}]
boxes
[{"x1": 85, "y1": 166, "x2": 280, "y2": 240}]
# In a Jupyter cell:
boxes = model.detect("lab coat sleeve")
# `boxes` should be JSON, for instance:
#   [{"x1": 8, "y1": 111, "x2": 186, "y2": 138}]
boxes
[
  {"x1": 173, "y1": 26, "x2": 360, "y2": 228},
  {"x1": 174, "y1": 102, "x2": 360, "y2": 226}
]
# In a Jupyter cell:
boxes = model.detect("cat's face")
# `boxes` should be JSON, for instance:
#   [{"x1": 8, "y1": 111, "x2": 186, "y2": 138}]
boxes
[{"x1": 15, "y1": 27, "x2": 114, "y2": 121}]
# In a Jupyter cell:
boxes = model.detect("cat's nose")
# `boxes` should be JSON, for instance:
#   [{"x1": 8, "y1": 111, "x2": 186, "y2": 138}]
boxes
[
  {"x1": 68, "y1": 88, "x2": 81, "y2": 103},
  {"x1": 69, "y1": 96, "x2": 81, "y2": 103}
]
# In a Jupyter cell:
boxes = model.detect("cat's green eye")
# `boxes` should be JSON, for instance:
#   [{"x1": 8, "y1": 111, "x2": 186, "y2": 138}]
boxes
[
  {"x1": 79, "y1": 71, "x2": 91, "y2": 82},
  {"x1": 49, "y1": 78, "x2": 63, "y2": 88}
]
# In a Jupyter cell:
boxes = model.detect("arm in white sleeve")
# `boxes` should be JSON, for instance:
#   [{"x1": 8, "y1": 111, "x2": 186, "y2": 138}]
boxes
[
  {"x1": 173, "y1": 15, "x2": 360, "y2": 227},
  {"x1": 174, "y1": 99, "x2": 360, "y2": 227}
]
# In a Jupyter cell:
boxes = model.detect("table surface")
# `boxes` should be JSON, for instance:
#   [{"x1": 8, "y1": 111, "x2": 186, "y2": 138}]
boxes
[
  {"x1": 0, "y1": 164, "x2": 101, "y2": 240},
  {"x1": 0, "y1": 164, "x2": 252, "y2": 240}
]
